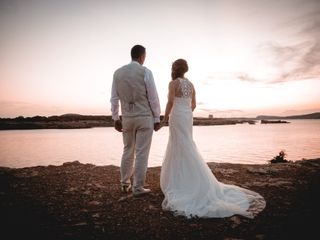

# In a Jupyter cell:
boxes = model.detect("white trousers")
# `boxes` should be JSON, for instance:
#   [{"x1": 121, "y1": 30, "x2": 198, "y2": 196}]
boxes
[{"x1": 120, "y1": 116, "x2": 154, "y2": 191}]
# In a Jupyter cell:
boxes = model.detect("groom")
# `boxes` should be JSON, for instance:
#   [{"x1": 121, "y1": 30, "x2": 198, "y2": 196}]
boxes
[{"x1": 110, "y1": 45, "x2": 161, "y2": 196}]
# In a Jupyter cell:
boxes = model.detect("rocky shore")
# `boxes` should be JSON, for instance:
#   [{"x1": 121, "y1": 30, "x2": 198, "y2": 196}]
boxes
[{"x1": 1, "y1": 159, "x2": 320, "y2": 240}]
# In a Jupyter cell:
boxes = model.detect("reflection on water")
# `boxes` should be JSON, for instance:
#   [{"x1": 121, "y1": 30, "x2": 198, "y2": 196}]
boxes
[{"x1": 0, "y1": 120, "x2": 319, "y2": 168}]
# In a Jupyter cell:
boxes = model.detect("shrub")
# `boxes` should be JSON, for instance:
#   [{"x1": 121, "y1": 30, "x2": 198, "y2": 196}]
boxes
[{"x1": 269, "y1": 150, "x2": 289, "y2": 163}]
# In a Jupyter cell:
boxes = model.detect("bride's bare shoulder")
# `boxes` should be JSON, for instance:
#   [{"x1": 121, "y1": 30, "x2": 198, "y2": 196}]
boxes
[{"x1": 168, "y1": 79, "x2": 179, "y2": 88}]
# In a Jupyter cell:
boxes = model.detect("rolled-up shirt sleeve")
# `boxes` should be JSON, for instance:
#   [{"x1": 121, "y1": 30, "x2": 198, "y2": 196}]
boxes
[
  {"x1": 144, "y1": 68, "x2": 161, "y2": 123},
  {"x1": 110, "y1": 74, "x2": 120, "y2": 121}
]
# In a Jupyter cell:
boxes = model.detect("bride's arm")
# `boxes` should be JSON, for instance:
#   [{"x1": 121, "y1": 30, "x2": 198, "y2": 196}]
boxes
[
  {"x1": 162, "y1": 81, "x2": 176, "y2": 123},
  {"x1": 191, "y1": 84, "x2": 196, "y2": 112}
]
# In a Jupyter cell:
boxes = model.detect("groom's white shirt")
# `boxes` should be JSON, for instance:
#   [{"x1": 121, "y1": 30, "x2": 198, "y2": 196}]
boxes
[{"x1": 110, "y1": 61, "x2": 161, "y2": 123}]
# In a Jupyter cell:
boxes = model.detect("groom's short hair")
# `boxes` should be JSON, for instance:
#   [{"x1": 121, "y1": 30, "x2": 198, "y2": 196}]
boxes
[{"x1": 131, "y1": 45, "x2": 146, "y2": 59}]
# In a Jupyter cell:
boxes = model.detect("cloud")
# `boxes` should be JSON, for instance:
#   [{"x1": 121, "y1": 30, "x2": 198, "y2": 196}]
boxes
[
  {"x1": 261, "y1": 7, "x2": 320, "y2": 83},
  {"x1": 237, "y1": 73, "x2": 260, "y2": 83},
  {"x1": 203, "y1": 72, "x2": 245, "y2": 85},
  {"x1": 234, "y1": 2, "x2": 320, "y2": 85},
  {"x1": 205, "y1": 72, "x2": 260, "y2": 84},
  {"x1": 263, "y1": 42, "x2": 320, "y2": 84}
]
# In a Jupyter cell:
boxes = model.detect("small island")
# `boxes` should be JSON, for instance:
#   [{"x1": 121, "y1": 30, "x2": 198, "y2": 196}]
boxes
[{"x1": 260, "y1": 119, "x2": 290, "y2": 124}]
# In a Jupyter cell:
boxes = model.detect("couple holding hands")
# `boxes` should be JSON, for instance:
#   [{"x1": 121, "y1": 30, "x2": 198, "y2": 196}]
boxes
[{"x1": 110, "y1": 45, "x2": 265, "y2": 219}]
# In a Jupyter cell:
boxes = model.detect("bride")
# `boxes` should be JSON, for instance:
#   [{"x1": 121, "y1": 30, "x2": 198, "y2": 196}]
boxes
[{"x1": 160, "y1": 59, "x2": 266, "y2": 218}]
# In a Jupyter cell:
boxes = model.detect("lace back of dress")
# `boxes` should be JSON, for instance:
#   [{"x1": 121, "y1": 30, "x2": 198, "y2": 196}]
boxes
[{"x1": 178, "y1": 78, "x2": 192, "y2": 98}]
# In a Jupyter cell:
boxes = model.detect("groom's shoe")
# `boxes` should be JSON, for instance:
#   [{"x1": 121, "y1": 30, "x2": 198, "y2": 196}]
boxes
[
  {"x1": 121, "y1": 184, "x2": 132, "y2": 193},
  {"x1": 133, "y1": 188, "x2": 151, "y2": 197}
]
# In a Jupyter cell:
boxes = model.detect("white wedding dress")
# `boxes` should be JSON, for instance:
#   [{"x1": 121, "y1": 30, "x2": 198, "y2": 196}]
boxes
[{"x1": 160, "y1": 78, "x2": 266, "y2": 218}]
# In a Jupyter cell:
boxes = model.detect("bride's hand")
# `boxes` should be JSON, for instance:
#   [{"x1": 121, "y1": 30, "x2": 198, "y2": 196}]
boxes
[
  {"x1": 162, "y1": 116, "x2": 169, "y2": 124},
  {"x1": 160, "y1": 120, "x2": 168, "y2": 127}
]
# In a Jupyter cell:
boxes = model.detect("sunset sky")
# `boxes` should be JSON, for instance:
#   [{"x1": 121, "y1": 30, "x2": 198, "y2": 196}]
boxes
[{"x1": 1, "y1": 0, "x2": 320, "y2": 118}]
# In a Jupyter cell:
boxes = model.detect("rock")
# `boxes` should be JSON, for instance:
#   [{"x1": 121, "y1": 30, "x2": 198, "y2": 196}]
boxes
[
  {"x1": 148, "y1": 204, "x2": 159, "y2": 211},
  {"x1": 88, "y1": 201, "x2": 102, "y2": 206},
  {"x1": 93, "y1": 182, "x2": 106, "y2": 189},
  {"x1": 255, "y1": 234, "x2": 266, "y2": 240},
  {"x1": 246, "y1": 167, "x2": 268, "y2": 174},
  {"x1": 230, "y1": 216, "x2": 241, "y2": 228},
  {"x1": 73, "y1": 222, "x2": 87, "y2": 226},
  {"x1": 30, "y1": 170, "x2": 39, "y2": 177},
  {"x1": 68, "y1": 187, "x2": 77, "y2": 192},
  {"x1": 63, "y1": 161, "x2": 81, "y2": 167},
  {"x1": 216, "y1": 168, "x2": 239, "y2": 175},
  {"x1": 82, "y1": 190, "x2": 91, "y2": 195},
  {"x1": 118, "y1": 195, "x2": 134, "y2": 202}
]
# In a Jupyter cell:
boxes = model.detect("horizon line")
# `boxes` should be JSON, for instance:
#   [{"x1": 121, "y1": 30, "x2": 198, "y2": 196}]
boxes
[{"x1": 1, "y1": 111, "x2": 320, "y2": 119}]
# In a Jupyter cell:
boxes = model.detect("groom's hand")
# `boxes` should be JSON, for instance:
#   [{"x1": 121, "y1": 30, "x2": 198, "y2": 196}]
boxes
[
  {"x1": 114, "y1": 120, "x2": 122, "y2": 132},
  {"x1": 154, "y1": 122, "x2": 161, "y2": 131}
]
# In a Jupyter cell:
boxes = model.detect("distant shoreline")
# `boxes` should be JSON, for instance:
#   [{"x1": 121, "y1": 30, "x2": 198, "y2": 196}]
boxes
[
  {"x1": 0, "y1": 117, "x2": 254, "y2": 130},
  {"x1": 0, "y1": 112, "x2": 319, "y2": 130}
]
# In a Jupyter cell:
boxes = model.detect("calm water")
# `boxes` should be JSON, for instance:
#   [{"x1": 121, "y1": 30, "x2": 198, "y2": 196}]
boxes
[{"x1": 0, "y1": 120, "x2": 319, "y2": 168}]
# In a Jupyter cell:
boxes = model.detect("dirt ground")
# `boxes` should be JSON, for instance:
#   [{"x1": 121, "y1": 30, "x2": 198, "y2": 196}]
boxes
[{"x1": 1, "y1": 159, "x2": 319, "y2": 240}]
